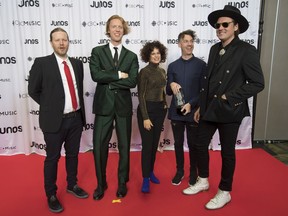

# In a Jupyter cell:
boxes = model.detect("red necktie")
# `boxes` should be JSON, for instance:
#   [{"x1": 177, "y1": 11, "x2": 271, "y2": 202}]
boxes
[{"x1": 63, "y1": 61, "x2": 78, "y2": 111}]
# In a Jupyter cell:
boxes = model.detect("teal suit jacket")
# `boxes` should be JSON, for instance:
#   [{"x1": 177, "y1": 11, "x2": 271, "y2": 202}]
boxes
[{"x1": 90, "y1": 44, "x2": 139, "y2": 116}]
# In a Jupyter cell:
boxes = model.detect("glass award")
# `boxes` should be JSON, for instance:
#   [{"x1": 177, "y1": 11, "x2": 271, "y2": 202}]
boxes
[{"x1": 174, "y1": 88, "x2": 185, "y2": 115}]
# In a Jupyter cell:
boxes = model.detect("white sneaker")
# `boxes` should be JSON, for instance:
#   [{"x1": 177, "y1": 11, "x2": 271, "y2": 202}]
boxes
[
  {"x1": 205, "y1": 189, "x2": 231, "y2": 210},
  {"x1": 182, "y1": 177, "x2": 209, "y2": 195}
]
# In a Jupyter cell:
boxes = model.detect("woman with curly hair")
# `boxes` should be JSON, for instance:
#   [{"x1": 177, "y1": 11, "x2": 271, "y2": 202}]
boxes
[{"x1": 137, "y1": 40, "x2": 168, "y2": 193}]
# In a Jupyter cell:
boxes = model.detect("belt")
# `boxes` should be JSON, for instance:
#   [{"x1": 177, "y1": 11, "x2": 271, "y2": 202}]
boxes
[{"x1": 63, "y1": 109, "x2": 80, "y2": 118}]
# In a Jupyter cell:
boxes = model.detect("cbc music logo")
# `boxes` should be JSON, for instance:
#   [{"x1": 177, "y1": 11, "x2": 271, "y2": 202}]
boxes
[
  {"x1": 19, "y1": 93, "x2": 30, "y2": 99},
  {"x1": 0, "y1": 39, "x2": 10, "y2": 44},
  {"x1": 194, "y1": 38, "x2": 219, "y2": 45},
  {"x1": 192, "y1": 3, "x2": 211, "y2": 8},
  {"x1": 90, "y1": 1, "x2": 113, "y2": 8},
  {"x1": 12, "y1": 20, "x2": 41, "y2": 26},
  {"x1": 0, "y1": 78, "x2": 11, "y2": 82},
  {"x1": 82, "y1": 21, "x2": 106, "y2": 27},
  {"x1": 159, "y1": 1, "x2": 175, "y2": 8},
  {"x1": 18, "y1": 0, "x2": 39, "y2": 7},
  {"x1": 27, "y1": 57, "x2": 35, "y2": 62},
  {"x1": 85, "y1": 92, "x2": 94, "y2": 97},
  {"x1": 51, "y1": 2, "x2": 73, "y2": 8},
  {"x1": 125, "y1": 39, "x2": 152, "y2": 45},
  {"x1": 125, "y1": 3, "x2": 144, "y2": 8},
  {"x1": 0, "y1": 111, "x2": 17, "y2": 116},
  {"x1": 0, "y1": 57, "x2": 16, "y2": 64},
  {"x1": 228, "y1": 1, "x2": 249, "y2": 8},
  {"x1": 151, "y1": 20, "x2": 177, "y2": 26},
  {"x1": 50, "y1": 20, "x2": 69, "y2": 26},
  {"x1": 69, "y1": 39, "x2": 82, "y2": 45}
]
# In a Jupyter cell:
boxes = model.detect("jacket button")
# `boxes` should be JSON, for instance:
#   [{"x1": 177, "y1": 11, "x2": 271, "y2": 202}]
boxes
[
  {"x1": 214, "y1": 95, "x2": 217, "y2": 98},
  {"x1": 226, "y1": 70, "x2": 230, "y2": 73}
]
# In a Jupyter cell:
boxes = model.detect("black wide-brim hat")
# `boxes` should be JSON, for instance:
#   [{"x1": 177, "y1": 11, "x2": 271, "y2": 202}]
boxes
[{"x1": 208, "y1": 5, "x2": 249, "y2": 33}]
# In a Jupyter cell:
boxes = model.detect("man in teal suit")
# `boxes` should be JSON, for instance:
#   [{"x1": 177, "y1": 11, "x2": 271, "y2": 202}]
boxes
[{"x1": 89, "y1": 15, "x2": 139, "y2": 200}]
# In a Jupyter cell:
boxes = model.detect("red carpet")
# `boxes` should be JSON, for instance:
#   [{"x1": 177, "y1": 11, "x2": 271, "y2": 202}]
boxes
[{"x1": 0, "y1": 149, "x2": 287, "y2": 216}]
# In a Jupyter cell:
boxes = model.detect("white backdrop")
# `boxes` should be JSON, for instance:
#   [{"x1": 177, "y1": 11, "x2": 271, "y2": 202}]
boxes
[{"x1": 0, "y1": 0, "x2": 261, "y2": 155}]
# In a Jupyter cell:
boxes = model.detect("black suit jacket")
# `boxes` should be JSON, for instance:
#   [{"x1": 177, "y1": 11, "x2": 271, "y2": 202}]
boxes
[
  {"x1": 200, "y1": 37, "x2": 265, "y2": 123},
  {"x1": 28, "y1": 53, "x2": 86, "y2": 132}
]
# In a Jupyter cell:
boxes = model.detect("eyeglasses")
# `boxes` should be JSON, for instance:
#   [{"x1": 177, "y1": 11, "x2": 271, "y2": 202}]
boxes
[{"x1": 214, "y1": 21, "x2": 234, "y2": 29}]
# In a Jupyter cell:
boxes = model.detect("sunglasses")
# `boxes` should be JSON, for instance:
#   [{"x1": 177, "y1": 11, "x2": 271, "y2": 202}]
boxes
[{"x1": 214, "y1": 21, "x2": 234, "y2": 29}]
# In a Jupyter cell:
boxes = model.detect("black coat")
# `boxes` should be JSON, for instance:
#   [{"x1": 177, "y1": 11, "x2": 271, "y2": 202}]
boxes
[
  {"x1": 200, "y1": 37, "x2": 265, "y2": 123},
  {"x1": 28, "y1": 53, "x2": 86, "y2": 132}
]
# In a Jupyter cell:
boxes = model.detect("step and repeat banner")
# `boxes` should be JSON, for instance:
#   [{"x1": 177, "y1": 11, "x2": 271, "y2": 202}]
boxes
[{"x1": 0, "y1": 0, "x2": 261, "y2": 155}]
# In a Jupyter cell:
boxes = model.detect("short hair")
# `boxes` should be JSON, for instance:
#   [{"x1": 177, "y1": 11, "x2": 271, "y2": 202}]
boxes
[
  {"x1": 178, "y1": 29, "x2": 196, "y2": 42},
  {"x1": 50, "y1": 27, "x2": 69, "y2": 41},
  {"x1": 105, "y1": 15, "x2": 130, "y2": 37},
  {"x1": 140, "y1": 40, "x2": 167, "y2": 63}
]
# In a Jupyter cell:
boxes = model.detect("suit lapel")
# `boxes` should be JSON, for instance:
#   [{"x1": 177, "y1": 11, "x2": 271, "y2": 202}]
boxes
[{"x1": 103, "y1": 44, "x2": 115, "y2": 67}]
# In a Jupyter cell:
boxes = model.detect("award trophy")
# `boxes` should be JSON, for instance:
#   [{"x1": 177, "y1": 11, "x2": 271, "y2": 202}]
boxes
[{"x1": 174, "y1": 88, "x2": 185, "y2": 115}]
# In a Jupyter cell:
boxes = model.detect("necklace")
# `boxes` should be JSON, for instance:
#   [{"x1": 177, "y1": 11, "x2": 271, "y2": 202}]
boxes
[{"x1": 219, "y1": 48, "x2": 226, "y2": 56}]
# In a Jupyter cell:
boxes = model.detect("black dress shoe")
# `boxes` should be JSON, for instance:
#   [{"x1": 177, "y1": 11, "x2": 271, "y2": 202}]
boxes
[
  {"x1": 116, "y1": 183, "x2": 127, "y2": 198},
  {"x1": 48, "y1": 195, "x2": 63, "y2": 213},
  {"x1": 67, "y1": 185, "x2": 89, "y2": 199},
  {"x1": 93, "y1": 185, "x2": 108, "y2": 200}
]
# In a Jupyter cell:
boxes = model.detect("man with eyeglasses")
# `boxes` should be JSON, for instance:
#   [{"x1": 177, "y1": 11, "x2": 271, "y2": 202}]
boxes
[{"x1": 182, "y1": 5, "x2": 264, "y2": 210}]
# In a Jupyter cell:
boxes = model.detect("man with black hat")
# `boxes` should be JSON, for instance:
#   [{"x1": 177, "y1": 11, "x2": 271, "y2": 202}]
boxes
[{"x1": 182, "y1": 5, "x2": 264, "y2": 210}]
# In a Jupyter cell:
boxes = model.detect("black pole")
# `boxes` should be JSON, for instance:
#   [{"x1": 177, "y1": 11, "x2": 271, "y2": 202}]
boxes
[{"x1": 252, "y1": 0, "x2": 265, "y2": 147}]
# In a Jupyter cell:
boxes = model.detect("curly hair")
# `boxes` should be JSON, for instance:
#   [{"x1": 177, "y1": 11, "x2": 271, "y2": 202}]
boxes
[
  {"x1": 140, "y1": 40, "x2": 167, "y2": 63},
  {"x1": 105, "y1": 15, "x2": 130, "y2": 37}
]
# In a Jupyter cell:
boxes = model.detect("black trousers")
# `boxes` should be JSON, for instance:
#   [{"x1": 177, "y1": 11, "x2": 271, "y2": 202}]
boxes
[
  {"x1": 171, "y1": 120, "x2": 198, "y2": 184},
  {"x1": 43, "y1": 111, "x2": 83, "y2": 197},
  {"x1": 137, "y1": 101, "x2": 167, "y2": 178},
  {"x1": 195, "y1": 119, "x2": 240, "y2": 191}
]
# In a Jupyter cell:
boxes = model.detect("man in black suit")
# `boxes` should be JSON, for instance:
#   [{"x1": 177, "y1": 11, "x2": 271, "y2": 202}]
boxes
[
  {"x1": 182, "y1": 5, "x2": 265, "y2": 210},
  {"x1": 28, "y1": 27, "x2": 88, "y2": 213},
  {"x1": 89, "y1": 15, "x2": 139, "y2": 200}
]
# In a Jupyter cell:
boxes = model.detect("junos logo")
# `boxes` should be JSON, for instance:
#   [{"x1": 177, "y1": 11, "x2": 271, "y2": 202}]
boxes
[
  {"x1": 195, "y1": 38, "x2": 219, "y2": 45},
  {"x1": 127, "y1": 21, "x2": 141, "y2": 27},
  {"x1": 90, "y1": 1, "x2": 113, "y2": 8},
  {"x1": 30, "y1": 141, "x2": 46, "y2": 150},
  {"x1": 24, "y1": 39, "x2": 39, "y2": 44},
  {"x1": 97, "y1": 38, "x2": 110, "y2": 44},
  {"x1": 159, "y1": 1, "x2": 175, "y2": 8},
  {"x1": 167, "y1": 38, "x2": 178, "y2": 44},
  {"x1": 228, "y1": 1, "x2": 249, "y2": 8},
  {"x1": 73, "y1": 56, "x2": 90, "y2": 64},
  {"x1": 0, "y1": 78, "x2": 11, "y2": 82},
  {"x1": 51, "y1": 21, "x2": 68, "y2": 26},
  {"x1": 159, "y1": 138, "x2": 171, "y2": 148},
  {"x1": 30, "y1": 110, "x2": 39, "y2": 115},
  {"x1": 83, "y1": 123, "x2": 94, "y2": 131},
  {"x1": 0, "y1": 126, "x2": 23, "y2": 134},
  {"x1": 192, "y1": 21, "x2": 208, "y2": 26},
  {"x1": 242, "y1": 39, "x2": 254, "y2": 45},
  {"x1": 109, "y1": 142, "x2": 117, "y2": 149},
  {"x1": 0, "y1": 57, "x2": 16, "y2": 64},
  {"x1": 18, "y1": 0, "x2": 39, "y2": 7}
]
